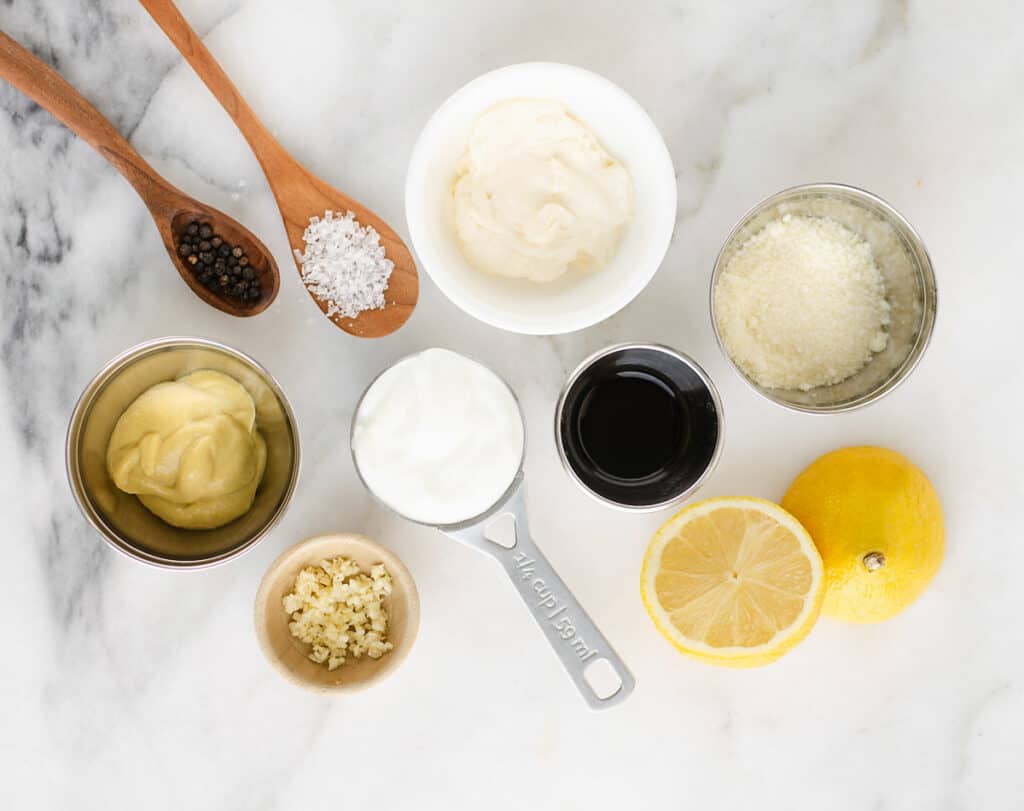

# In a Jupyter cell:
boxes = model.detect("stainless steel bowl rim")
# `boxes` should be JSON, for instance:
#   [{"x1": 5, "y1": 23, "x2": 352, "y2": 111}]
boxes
[
  {"x1": 554, "y1": 342, "x2": 725, "y2": 513},
  {"x1": 709, "y1": 182, "x2": 938, "y2": 414},
  {"x1": 65, "y1": 336, "x2": 302, "y2": 569}
]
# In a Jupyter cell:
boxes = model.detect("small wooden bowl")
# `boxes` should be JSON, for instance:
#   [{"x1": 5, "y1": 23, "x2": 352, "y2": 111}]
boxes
[{"x1": 254, "y1": 533, "x2": 419, "y2": 693}]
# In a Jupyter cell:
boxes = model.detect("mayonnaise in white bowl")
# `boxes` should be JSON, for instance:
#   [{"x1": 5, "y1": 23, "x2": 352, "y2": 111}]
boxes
[
  {"x1": 405, "y1": 63, "x2": 677, "y2": 336},
  {"x1": 452, "y1": 98, "x2": 634, "y2": 284}
]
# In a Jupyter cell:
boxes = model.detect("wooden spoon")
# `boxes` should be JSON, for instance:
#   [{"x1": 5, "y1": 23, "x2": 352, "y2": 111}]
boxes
[
  {"x1": 0, "y1": 30, "x2": 279, "y2": 317},
  {"x1": 139, "y1": 0, "x2": 419, "y2": 339}
]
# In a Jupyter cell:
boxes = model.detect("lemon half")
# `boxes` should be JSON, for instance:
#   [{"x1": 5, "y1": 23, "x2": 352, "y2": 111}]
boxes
[
  {"x1": 641, "y1": 497, "x2": 824, "y2": 668},
  {"x1": 782, "y1": 446, "x2": 944, "y2": 623}
]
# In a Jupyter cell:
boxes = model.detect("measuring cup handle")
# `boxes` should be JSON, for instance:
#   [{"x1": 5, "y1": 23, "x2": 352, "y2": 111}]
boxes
[{"x1": 449, "y1": 484, "x2": 635, "y2": 709}]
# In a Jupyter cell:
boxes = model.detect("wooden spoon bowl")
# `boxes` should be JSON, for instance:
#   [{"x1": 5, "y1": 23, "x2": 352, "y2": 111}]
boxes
[
  {"x1": 166, "y1": 205, "x2": 279, "y2": 317},
  {"x1": 0, "y1": 29, "x2": 280, "y2": 318},
  {"x1": 271, "y1": 166, "x2": 418, "y2": 337},
  {"x1": 140, "y1": 0, "x2": 418, "y2": 338}
]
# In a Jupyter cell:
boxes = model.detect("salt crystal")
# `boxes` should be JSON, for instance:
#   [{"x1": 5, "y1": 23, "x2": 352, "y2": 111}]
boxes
[{"x1": 294, "y1": 210, "x2": 393, "y2": 320}]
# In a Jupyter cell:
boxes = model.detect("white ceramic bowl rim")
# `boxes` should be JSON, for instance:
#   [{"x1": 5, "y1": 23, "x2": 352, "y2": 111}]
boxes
[{"x1": 405, "y1": 62, "x2": 678, "y2": 336}]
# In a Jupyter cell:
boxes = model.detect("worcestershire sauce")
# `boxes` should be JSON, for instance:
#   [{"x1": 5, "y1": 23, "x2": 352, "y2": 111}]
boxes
[
  {"x1": 577, "y1": 371, "x2": 684, "y2": 481},
  {"x1": 559, "y1": 345, "x2": 720, "y2": 508}
]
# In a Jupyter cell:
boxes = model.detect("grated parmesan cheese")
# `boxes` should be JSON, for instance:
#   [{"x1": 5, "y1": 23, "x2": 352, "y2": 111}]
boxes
[
  {"x1": 714, "y1": 214, "x2": 890, "y2": 391},
  {"x1": 282, "y1": 556, "x2": 394, "y2": 670},
  {"x1": 294, "y1": 211, "x2": 394, "y2": 320}
]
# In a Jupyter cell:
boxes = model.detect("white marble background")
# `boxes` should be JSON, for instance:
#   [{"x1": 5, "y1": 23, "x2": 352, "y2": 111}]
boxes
[{"x1": 1, "y1": 0, "x2": 1021, "y2": 808}]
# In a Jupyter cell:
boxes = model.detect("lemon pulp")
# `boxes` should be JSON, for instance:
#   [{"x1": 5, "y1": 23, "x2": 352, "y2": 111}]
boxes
[{"x1": 641, "y1": 497, "x2": 824, "y2": 668}]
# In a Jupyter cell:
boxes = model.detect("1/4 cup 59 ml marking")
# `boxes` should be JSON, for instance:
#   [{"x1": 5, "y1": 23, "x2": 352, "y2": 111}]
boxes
[{"x1": 514, "y1": 551, "x2": 598, "y2": 662}]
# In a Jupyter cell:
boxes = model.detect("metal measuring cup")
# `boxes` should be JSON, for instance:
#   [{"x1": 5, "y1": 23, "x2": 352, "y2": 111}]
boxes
[{"x1": 351, "y1": 350, "x2": 635, "y2": 709}]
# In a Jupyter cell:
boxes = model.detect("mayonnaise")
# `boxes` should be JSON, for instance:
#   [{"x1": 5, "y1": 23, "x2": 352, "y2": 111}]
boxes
[
  {"x1": 106, "y1": 370, "x2": 267, "y2": 530},
  {"x1": 452, "y1": 98, "x2": 634, "y2": 283},
  {"x1": 352, "y1": 349, "x2": 524, "y2": 525}
]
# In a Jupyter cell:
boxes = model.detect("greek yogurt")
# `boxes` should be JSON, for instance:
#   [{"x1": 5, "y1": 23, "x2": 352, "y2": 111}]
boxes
[{"x1": 352, "y1": 348, "x2": 524, "y2": 525}]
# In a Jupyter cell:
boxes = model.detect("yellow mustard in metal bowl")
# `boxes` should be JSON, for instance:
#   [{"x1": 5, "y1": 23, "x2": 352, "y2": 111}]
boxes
[{"x1": 106, "y1": 370, "x2": 267, "y2": 530}]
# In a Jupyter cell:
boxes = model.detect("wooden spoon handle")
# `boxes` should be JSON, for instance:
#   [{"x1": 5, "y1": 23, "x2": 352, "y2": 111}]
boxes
[
  {"x1": 138, "y1": 0, "x2": 293, "y2": 176},
  {"x1": 0, "y1": 30, "x2": 175, "y2": 209}
]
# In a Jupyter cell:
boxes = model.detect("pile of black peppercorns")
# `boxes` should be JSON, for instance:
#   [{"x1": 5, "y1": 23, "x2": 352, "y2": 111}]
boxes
[{"x1": 176, "y1": 220, "x2": 262, "y2": 303}]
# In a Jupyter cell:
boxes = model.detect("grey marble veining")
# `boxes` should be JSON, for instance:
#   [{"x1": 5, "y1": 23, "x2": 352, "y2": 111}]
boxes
[{"x1": 1, "y1": 1, "x2": 1023, "y2": 808}]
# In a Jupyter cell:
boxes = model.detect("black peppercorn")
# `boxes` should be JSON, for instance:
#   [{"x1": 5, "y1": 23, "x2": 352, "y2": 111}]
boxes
[{"x1": 173, "y1": 227, "x2": 264, "y2": 303}]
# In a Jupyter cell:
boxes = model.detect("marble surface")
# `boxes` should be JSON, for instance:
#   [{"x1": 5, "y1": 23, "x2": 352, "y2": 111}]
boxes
[{"x1": 1, "y1": 0, "x2": 1021, "y2": 808}]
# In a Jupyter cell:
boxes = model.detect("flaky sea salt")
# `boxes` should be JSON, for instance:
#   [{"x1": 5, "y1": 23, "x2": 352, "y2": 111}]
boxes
[{"x1": 294, "y1": 210, "x2": 394, "y2": 320}]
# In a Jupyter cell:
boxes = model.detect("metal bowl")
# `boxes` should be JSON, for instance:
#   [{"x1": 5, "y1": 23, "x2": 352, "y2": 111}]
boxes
[
  {"x1": 66, "y1": 337, "x2": 301, "y2": 568},
  {"x1": 554, "y1": 343, "x2": 724, "y2": 512},
  {"x1": 710, "y1": 183, "x2": 937, "y2": 413}
]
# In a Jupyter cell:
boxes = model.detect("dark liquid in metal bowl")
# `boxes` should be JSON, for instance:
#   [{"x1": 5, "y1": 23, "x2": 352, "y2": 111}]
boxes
[{"x1": 559, "y1": 346, "x2": 720, "y2": 508}]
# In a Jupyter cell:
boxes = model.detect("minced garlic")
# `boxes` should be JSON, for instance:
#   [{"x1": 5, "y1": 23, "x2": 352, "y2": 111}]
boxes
[{"x1": 283, "y1": 556, "x2": 394, "y2": 670}]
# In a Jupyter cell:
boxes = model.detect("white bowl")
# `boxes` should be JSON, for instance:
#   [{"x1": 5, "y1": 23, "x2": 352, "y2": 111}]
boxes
[{"x1": 405, "y1": 62, "x2": 677, "y2": 335}]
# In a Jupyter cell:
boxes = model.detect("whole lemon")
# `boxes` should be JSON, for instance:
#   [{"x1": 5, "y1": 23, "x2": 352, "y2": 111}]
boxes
[{"x1": 781, "y1": 446, "x2": 944, "y2": 623}]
